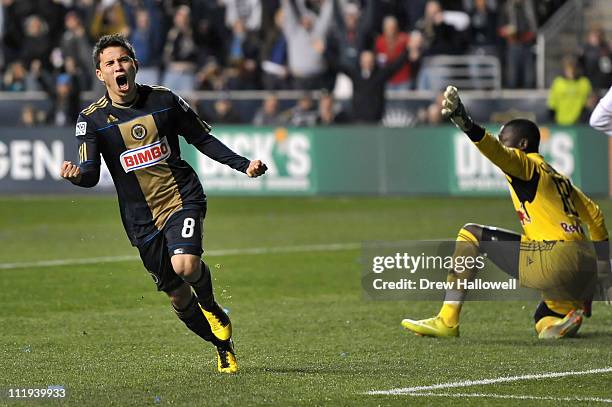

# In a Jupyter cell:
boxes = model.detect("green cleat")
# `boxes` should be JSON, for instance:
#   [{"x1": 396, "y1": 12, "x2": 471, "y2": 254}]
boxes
[
  {"x1": 401, "y1": 316, "x2": 459, "y2": 338},
  {"x1": 538, "y1": 309, "x2": 583, "y2": 339}
]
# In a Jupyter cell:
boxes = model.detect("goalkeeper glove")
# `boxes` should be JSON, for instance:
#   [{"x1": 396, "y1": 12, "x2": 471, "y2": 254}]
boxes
[{"x1": 441, "y1": 85, "x2": 474, "y2": 132}]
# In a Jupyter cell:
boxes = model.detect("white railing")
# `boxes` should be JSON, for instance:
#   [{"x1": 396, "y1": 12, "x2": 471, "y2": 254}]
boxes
[{"x1": 418, "y1": 55, "x2": 502, "y2": 90}]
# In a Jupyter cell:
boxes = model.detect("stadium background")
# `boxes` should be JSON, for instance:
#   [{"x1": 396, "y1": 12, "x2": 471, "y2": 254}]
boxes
[
  {"x1": 1, "y1": 0, "x2": 612, "y2": 405},
  {"x1": 1, "y1": 0, "x2": 611, "y2": 196}
]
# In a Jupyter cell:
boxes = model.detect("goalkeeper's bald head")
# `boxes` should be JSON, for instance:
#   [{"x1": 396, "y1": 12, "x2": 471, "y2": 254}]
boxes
[{"x1": 499, "y1": 119, "x2": 541, "y2": 154}]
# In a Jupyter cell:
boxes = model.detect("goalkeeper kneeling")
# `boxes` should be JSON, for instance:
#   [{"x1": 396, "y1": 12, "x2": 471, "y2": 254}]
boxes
[{"x1": 401, "y1": 86, "x2": 612, "y2": 339}]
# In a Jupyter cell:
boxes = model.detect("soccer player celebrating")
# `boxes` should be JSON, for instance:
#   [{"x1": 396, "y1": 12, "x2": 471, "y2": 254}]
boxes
[
  {"x1": 401, "y1": 86, "x2": 609, "y2": 339},
  {"x1": 60, "y1": 35, "x2": 267, "y2": 373}
]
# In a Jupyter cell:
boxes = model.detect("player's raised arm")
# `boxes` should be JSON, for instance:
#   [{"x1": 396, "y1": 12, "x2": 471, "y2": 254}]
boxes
[
  {"x1": 589, "y1": 86, "x2": 612, "y2": 136},
  {"x1": 173, "y1": 93, "x2": 267, "y2": 178},
  {"x1": 441, "y1": 86, "x2": 536, "y2": 181},
  {"x1": 60, "y1": 116, "x2": 101, "y2": 187}
]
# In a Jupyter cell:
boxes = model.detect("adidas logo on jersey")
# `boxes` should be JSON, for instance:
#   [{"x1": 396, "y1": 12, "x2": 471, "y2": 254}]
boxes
[{"x1": 120, "y1": 137, "x2": 170, "y2": 173}]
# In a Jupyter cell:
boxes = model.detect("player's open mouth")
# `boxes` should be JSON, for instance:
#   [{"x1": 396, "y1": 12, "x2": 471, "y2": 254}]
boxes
[{"x1": 116, "y1": 74, "x2": 129, "y2": 91}]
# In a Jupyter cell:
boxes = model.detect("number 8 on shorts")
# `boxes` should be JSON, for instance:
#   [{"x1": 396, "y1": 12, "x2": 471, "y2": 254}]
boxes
[
  {"x1": 165, "y1": 208, "x2": 205, "y2": 257},
  {"x1": 182, "y1": 217, "x2": 195, "y2": 238}
]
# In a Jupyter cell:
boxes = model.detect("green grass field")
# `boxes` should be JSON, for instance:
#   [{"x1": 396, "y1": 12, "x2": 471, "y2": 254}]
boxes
[{"x1": 1, "y1": 196, "x2": 611, "y2": 406}]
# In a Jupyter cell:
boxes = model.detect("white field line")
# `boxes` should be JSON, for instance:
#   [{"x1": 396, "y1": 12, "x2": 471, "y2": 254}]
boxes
[
  {"x1": 395, "y1": 392, "x2": 612, "y2": 403},
  {"x1": 0, "y1": 242, "x2": 361, "y2": 270},
  {"x1": 367, "y1": 367, "x2": 612, "y2": 395}
]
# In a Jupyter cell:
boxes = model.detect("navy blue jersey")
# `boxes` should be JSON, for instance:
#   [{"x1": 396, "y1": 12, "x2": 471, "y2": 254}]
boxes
[{"x1": 74, "y1": 84, "x2": 249, "y2": 246}]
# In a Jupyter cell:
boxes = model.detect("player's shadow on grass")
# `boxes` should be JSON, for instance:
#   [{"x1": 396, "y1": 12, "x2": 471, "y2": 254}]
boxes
[
  {"x1": 250, "y1": 366, "x2": 394, "y2": 375},
  {"x1": 466, "y1": 331, "x2": 612, "y2": 346}
]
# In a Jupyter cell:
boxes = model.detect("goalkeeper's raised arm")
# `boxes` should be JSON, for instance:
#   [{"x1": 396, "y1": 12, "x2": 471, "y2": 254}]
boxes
[{"x1": 441, "y1": 86, "x2": 537, "y2": 181}]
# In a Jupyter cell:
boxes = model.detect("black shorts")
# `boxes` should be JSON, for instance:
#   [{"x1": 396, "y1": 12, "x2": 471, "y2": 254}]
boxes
[
  {"x1": 137, "y1": 206, "x2": 206, "y2": 292},
  {"x1": 480, "y1": 226, "x2": 521, "y2": 278}
]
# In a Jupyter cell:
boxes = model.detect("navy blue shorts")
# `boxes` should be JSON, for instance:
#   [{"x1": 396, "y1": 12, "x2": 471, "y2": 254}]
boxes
[{"x1": 137, "y1": 206, "x2": 205, "y2": 292}]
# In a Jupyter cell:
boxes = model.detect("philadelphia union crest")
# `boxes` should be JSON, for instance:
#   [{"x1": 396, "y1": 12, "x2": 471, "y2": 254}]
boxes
[{"x1": 131, "y1": 124, "x2": 147, "y2": 140}]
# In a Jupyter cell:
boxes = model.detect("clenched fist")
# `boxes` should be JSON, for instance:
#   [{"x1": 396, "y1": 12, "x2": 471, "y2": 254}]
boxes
[
  {"x1": 246, "y1": 160, "x2": 268, "y2": 178},
  {"x1": 60, "y1": 161, "x2": 82, "y2": 183}
]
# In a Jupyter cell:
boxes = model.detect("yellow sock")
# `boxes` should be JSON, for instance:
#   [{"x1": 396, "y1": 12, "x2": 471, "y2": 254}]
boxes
[
  {"x1": 438, "y1": 227, "x2": 479, "y2": 327},
  {"x1": 545, "y1": 300, "x2": 579, "y2": 316},
  {"x1": 447, "y1": 228, "x2": 480, "y2": 286},
  {"x1": 457, "y1": 228, "x2": 479, "y2": 248},
  {"x1": 438, "y1": 302, "x2": 462, "y2": 327},
  {"x1": 535, "y1": 316, "x2": 562, "y2": 334}
]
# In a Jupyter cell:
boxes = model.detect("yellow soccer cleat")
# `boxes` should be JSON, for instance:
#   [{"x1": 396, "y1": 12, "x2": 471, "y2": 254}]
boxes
[
  {"x1": 200, "y1": 302, "x2": 232, "y2": 341},
  {"x1": 401, "y1": 316, "x2": 459, "y2": 338},
  {"x1": 538, "y1": 309, "x2": 583, "y2": 339},
  {"x1": 216, "y1": 341, "x2": 238, "y2": 374}
]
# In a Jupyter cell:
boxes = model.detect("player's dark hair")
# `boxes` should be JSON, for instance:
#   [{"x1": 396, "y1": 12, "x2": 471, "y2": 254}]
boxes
[
  {"x1": 504, "y1": 119, "x2": 540, "y2": 153},
  {"x1": 92, "y1": 34, "x2": 136, "y2": 69}
]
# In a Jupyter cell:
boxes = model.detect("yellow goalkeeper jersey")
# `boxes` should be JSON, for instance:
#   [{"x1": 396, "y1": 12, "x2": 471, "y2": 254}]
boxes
[{"x1": 473, "y1": 132, "x2": 608, "y2": 242}]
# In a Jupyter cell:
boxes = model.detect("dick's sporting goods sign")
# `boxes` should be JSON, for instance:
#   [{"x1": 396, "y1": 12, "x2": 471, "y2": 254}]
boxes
[
  {"x1": 0, "y1": 125, "x2": 608, "y2": 196},
  {"x1": 451, "y1": 129, "x2": 579, "y2": 194},
  {"x1": 181, "y1": 128, "x2": 314, "y2": 194}
]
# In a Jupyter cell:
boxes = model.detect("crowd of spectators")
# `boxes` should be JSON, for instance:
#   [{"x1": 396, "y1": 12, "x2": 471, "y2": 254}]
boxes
[{"x1": 0, "y1": 0, "x2": 610, "y2": 127}]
